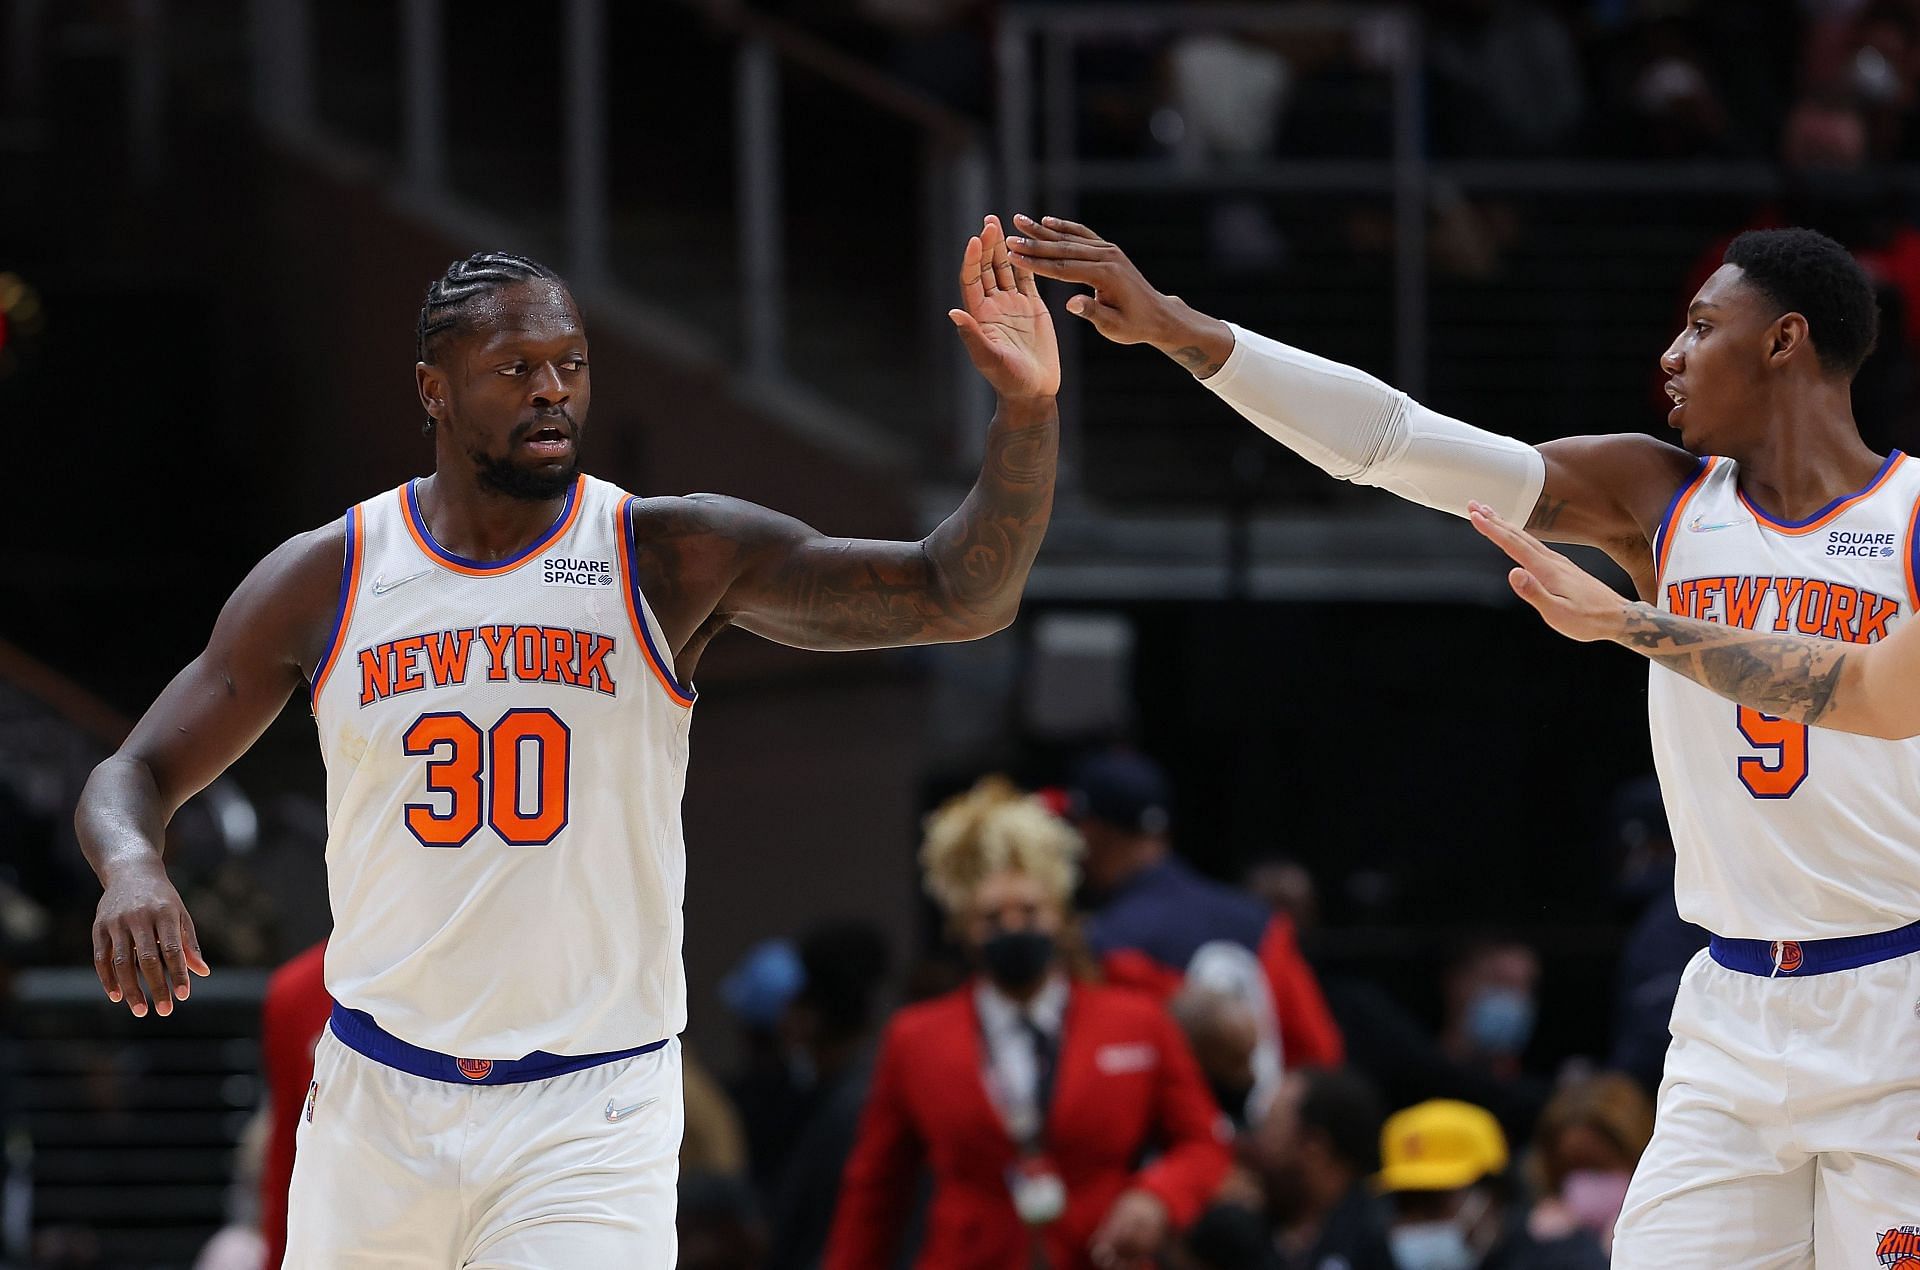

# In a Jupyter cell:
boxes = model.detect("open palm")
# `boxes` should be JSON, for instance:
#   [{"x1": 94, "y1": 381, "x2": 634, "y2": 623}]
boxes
[{"x1": 950, "y1": 215, "x2": 1061, "y2": 399}]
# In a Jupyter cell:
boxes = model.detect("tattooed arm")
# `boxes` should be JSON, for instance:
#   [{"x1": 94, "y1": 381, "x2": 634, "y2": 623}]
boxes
[
  {"x1": 636, "y1": 217, "x2": 1059, "y2": 657},
  {"x1": 1468, "y1": 501, "x2": 1918, "y2": 738}
]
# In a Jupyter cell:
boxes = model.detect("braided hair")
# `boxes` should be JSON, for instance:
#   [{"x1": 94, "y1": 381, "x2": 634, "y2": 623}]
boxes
[{"x1": 415, "y1": 251, "x2": 566, "y2": 431}]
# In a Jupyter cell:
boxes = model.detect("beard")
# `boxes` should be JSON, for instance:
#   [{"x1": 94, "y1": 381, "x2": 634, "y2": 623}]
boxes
[{"x1": 473, "y1": 450, "x2": 579, "y2": 501}]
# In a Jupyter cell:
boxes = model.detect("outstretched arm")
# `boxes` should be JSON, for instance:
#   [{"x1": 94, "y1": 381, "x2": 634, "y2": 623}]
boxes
[
  {"x1": 1008, "y1": 214, "x2": 1695, "y2": 575},
  {"x1": 1468, "y1": 502, "x2": 1919, "y2": 738},
  {"x1": 694, "y1": 217, "x2": 1058, "y2": 652}
]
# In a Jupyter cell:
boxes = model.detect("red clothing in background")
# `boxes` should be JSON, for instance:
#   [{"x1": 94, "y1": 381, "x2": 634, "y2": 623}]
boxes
[
  {"x1": 259, "y1": 940, "x2": 331, "y2": 1270},
  {"x1": 824, "y1": 980, "x2": 1230, "y2": 1270}
]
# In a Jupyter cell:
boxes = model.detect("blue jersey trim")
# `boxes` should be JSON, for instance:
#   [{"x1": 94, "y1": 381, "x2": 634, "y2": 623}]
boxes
[
  {"x1": 622, "y1": 498, "x2": 697, "y2": 703},
  {"x1": 1651, "y1": 455, "x2": 1711, "y2": 579},
  {"x1": 1708, "y1": 917, "x2": 1920, "y2": 977},
  {"x1": 328, "y1": 1004, "x2": 667, "y2": 1085},
  {"x1": 404, "y1": 477, "x2": 580, "y2": 572},
  {"x1": 1738, "y1": 449, "x2": 1904, "y2": 530},
  {"x1": 309, "y1": 505, "x2": 361, "y2": 704}
]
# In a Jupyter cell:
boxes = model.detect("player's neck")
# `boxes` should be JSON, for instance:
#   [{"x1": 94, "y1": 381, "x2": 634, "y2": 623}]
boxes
[
  {"x1": 414, "y1": 471, "x2": 575, "y2": 563},
  {"x1": 1727, "y1": 386, "x2": 1884, "y2": 523}
]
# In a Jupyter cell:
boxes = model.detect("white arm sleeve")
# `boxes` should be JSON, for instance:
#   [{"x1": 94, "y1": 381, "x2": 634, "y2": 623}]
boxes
[{"x1": 1199, "y1": 322, "x2": 1546, "y2": 522}]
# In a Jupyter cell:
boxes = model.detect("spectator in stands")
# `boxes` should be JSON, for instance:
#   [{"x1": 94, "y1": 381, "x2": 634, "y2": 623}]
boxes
[
  {"x1": 1379, "y1": 1101, "x2": 1606, "y2": 1270},
  {"x1": 1601, "y1": 775, "x2": 1705, "y2": 1096},
  {"x1": 721, "y1": 937, "x2": 809, "y2": 1201},
  {"x1": 767, "y1": 920, "x2": 892, "y2": 1270},
  {"x1": 1171, "y1": 981, "x2": 1266, "y2": 1131},
  {"x1": 1246, "y1": 1067, "x2": 1395, "y2": 1270},
  {"x1": 1241, "y1": 856, "x2": 1320, "y2": 948},
  {"x1": 825, "y1": 776, "x2": 1230, "y2": 1270},
  {"x1": 1438, "y1": 937, "x2": 1540, "y2": 1086},
  {"x1": 683, "y1": 1047, "x2": 750, "y2": 1180},
  {"x1": 1524, "y1": 1073, "x2": 1654, "y2": 1257},
  {"x1": 1067, "y1": 749, "x2": 1344, "y2": 1070},
  {"x1": 259, "y1": 939, "x2": 331, "y2": 1270}
]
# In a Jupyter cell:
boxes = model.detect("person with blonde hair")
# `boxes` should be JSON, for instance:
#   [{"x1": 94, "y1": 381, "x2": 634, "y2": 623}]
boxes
[
  {"x1": 826, "y1": 777, "x2": 1230, "y2": 1270},
  {"x1": 1525, "y1": 1073, "x2": 1655, "y2": 1255}
]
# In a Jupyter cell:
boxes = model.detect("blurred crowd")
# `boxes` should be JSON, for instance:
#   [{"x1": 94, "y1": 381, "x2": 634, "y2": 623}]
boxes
[{"x1": 661, "y1": 753, "x2": 1688, "y2": 1270}]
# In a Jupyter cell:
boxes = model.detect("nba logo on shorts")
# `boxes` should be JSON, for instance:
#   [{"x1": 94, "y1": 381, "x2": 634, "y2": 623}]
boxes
[
  {"x1": 1772, "y1": 940, "x2": 1803, "y2": 973},
  {"x1": 1877, "y1": 1225, "x2": 1920, "y2": 1267},
  {"x1": 456, "y1": 1057, "x2": 494, "y2": 1081},
  {"x1": 304, "y1": 1080, "x2": 317, "y2": 1123}
]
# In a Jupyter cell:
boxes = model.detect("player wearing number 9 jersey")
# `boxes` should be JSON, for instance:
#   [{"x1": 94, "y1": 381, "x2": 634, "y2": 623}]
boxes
[
  {"x1": 1009, "y1": 216, "x2": 1920, "y2": 1268},
  {"x1": 75, "y1": 223, "x2": 1061, "y2": 1268}
]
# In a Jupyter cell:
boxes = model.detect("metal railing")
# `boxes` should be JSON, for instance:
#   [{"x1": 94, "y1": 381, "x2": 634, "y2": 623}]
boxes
[{"x1": 246, "y1": 0, "x2": 993, "y2": 473}]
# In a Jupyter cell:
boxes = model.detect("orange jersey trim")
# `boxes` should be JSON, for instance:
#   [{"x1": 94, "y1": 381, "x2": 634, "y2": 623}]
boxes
[
  {"x1": 1655, "y1": 457, "x2": 1719, "y2": 584},
  {"x1": 616, "y1": 496, "x2": 696, "y2": 708},
  {"x1": 400, "y1": 476, "x2": 587, "y2": 576},
  {"x1": 1905, "y1": 493, "x2": 1920, "y2": 614},
  {"x1": 1736, "y1": 452, "x2": 1907, "y2": 537},
  {"x1": 311, "y1": 505, "x2": 363, "y2": 701}
]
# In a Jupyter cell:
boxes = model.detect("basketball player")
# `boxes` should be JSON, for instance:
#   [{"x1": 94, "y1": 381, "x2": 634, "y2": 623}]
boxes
[
  {"x1": 74, "y1": 215, "x2": 1060, "y2": 1267},
  {"x1": 1010, "y1": 218, "x2": 1919, "y2": 1265}
]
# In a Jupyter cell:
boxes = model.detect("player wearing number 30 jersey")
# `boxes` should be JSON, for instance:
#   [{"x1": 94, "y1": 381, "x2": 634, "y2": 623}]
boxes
[
  {"x1": 313, "y1": 474, "x2": 697, "y2": 1060},
  {"x1": 75, "y1": 223, "x2": 1061, "y2": 1268},
  {"x1": 1009, "y1": 215, "x2": 1920, "y2": 1268}
]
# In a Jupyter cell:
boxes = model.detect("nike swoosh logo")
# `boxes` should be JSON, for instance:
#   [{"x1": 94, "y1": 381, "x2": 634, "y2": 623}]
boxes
[
  {"x1": 604, "y1": 1097, "x2": 657, "y2": 1123},
  {"x1": 371, "y1": 569, "x2": 434, "y2": 595},
  {"x1": 1686, "y1": 515, "x2": 1739, "y2": 533}
]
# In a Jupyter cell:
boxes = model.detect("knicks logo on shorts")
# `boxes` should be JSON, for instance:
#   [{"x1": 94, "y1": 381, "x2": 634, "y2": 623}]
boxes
[
  {"x1": 1772, "y1": 940, "x2": 1804, "y2": 973},
  {"x1": 304, "y1": 1080, "x2": 318, "y2": 1123},
  {"x1": 456, "y1": 1057, "x2": 494, "y2": 1081},
  {"x1": 1877, "y1": 1225, "x2": 1920, "y2": 1267}
]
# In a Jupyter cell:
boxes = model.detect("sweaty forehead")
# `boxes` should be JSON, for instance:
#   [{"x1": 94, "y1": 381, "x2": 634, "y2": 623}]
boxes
[{"x1": 462, "y1": 281, "x2": 584, "y2": 351}]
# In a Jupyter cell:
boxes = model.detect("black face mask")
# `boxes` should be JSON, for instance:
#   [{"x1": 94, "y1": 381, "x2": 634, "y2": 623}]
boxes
[{"x1": 979, "y1": 929, "x2": 1055, "y2": 993}]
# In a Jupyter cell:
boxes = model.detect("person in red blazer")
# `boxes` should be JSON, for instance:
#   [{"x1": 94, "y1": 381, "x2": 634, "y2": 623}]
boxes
[{"x1": 825, "y1": 778, "x2": 1231, "y2": 1270}]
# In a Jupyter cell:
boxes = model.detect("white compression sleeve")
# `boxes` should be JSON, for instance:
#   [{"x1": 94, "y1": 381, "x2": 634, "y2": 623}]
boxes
[{"x1": 1199, "y1": 322, "x2": 1546, "y2": 522}]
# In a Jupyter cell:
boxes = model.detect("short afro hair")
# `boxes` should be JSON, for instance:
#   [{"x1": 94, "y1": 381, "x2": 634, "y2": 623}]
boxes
[{"x1": 1723, "y1": 228, "x2": 1879, "y2": 376}]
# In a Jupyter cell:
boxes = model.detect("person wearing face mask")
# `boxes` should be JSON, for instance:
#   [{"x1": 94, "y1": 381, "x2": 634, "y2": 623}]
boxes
[
  {"x1": 1523, "y1": 1074, "x2": 1654, "y2": 1258},
  {"x1": 1379, "y1": 1101, "x2": 1606, "y2": 1270},
  {"x1": 1438, "y1": 939, "x2": 1541, "y2": 1087},
  {"x1": 824, "y1": 776, "x2": 1231, "y2": 1270}
]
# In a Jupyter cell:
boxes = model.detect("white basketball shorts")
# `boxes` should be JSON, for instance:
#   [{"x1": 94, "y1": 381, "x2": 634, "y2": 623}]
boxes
[
  {"x1": 1613, "y1": 941, "x2": 1920, "y2": 1269},
  {"x1": 283, "y1": 1022, "x2": 683, "y2": 1268}
]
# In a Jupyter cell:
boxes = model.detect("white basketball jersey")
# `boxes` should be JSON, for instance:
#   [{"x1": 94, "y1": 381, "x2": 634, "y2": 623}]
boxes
[
  {"x1": 310, "y1": 474, "x2": 694, "y2": 1058},
  {"x1": 1650, "y1": 451, "x2": 1920, "y2": 939}
]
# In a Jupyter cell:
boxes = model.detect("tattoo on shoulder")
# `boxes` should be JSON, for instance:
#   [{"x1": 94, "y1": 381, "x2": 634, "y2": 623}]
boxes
[{"x1": 1171, "y1": 346, "x2": 1224, "y2": 378}]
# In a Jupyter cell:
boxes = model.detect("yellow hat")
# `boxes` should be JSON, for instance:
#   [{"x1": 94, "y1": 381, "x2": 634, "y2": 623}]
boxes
[{"x1": 1375, "y1": 1100, "x2": 1509, "y2": 1193}]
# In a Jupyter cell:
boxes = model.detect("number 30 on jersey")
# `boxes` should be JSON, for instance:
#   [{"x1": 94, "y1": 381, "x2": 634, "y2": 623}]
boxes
[{"x1": 402, "y1": 708, "x2": 572, "y2": 847}]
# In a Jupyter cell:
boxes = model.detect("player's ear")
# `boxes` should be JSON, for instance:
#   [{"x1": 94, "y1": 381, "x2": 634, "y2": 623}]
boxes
[
  {"x1": 1770, "y1": 313, "x2": 1810, "y2": 366},
  {"x1": 417, "y1": 361, "x2": 448, "y2": 429}
]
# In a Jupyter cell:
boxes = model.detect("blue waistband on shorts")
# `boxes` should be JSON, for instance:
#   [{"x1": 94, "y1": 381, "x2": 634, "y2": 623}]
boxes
[
  {"x1": 328, "y1": 1004, "x2": 668, "y2": 1085},
  {"x1": 1708, "y1": 917, "x2": 1920, "y2": 977}
]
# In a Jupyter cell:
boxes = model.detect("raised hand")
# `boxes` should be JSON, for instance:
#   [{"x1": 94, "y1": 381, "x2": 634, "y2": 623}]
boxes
[
  {"x1": 949, "y1": 215, "x2": 1060, "y2": 400},
  {"x1": 1468, "y1": 501, "x2": 1633, "y2": 643},
  {"x1": 93, "y1": 858, "x2": 209, "y2": 1017}
]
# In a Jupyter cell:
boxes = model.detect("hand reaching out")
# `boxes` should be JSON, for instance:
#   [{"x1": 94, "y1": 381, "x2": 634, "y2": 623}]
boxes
[
  {"x1": 1467, "y1": 501, "x2": 1633, "y2": 643},
  {"x1": 1006, "y1": 214, "x2": 1177, "y2": 346},
  {"x1": 950, "y1": 215, "x2": 1060, "y2": 400}
]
